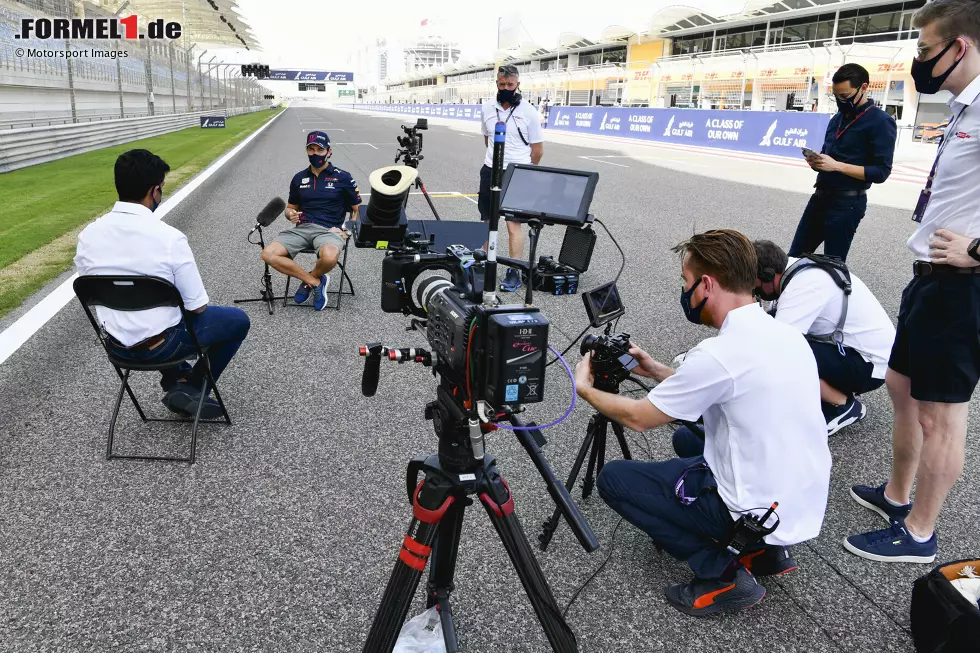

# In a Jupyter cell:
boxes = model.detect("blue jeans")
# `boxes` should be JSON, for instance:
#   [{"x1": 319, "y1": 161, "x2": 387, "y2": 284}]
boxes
[
  {"x1": 597, "y1": 450, "x2": 736, "y2": 580},
  {"x1": 108, "y1": 305, "x2": 250, "y2": 393},
  {"x1": 672, "y1": 424, "x2": 706, "y2": 459},
  {"x1": 789, "y1": 192, "x2": 868, "y2": 262}
]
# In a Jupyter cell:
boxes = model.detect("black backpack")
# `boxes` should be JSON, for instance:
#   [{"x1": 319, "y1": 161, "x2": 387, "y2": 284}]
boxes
[{"x1": 910, "y1": 558, "x2": 980, "y2": 652}]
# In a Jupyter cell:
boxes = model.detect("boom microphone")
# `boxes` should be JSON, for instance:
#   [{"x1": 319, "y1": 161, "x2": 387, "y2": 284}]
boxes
[{"x1": 250, "y1": 197, "x2": 286, "y2": 233}]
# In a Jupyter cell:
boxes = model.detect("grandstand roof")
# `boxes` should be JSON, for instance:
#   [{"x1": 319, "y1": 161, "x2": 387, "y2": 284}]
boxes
[
  {"x1": 649, "y1": 0, "x2": 887, "y2": 36},
  {"x1": 96, "y1": 0, "x2": 259, "y2": 50}
]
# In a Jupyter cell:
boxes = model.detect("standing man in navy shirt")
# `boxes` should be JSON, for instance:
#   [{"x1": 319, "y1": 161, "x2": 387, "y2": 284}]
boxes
[
  {"x1": 261, "y1": 131, "x2": 361, "y2": 311},
  {"x1": 789, "y1": 64, "x2": 897, "y2": 261}
]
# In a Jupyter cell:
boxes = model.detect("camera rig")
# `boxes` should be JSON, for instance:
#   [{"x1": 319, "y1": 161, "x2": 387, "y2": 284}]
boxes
[
  {"x1": 395, "y1": 118, "x2": 443, "y2": 222},
  {"x1": 358, "y1": 121, "x2": 602, "y2": 653}
]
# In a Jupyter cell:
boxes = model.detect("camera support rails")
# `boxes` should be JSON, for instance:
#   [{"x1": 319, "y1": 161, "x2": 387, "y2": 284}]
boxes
[{"x1": 538, "y1": 323, "x2": 634, "y2": 552}]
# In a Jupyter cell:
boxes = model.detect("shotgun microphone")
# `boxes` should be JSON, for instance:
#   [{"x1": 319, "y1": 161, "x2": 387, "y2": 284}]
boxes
[{"x1": 250, "y1": 197, "x2": 286, "y2": 234}]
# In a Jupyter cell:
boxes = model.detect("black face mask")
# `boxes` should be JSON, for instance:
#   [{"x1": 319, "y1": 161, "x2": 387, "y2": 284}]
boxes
[
  {"x1": 755, "y1": 285, "x2": 779, "y2": 302},
  {"x1": 680, "y1": 278, "x2": 707, "y2": 325},
  {"x1": 912, "y1": 39, "x2": 963, "y2": 95},
  {"x1": 150, "y1": 186, "x2": 161, "y2": 212},
  {"x1": 835, "y1": 88, "x2": 862, "y2": 115},
  {"x1": 497, "y1": 88, "x2": 522, "y2": 105}
]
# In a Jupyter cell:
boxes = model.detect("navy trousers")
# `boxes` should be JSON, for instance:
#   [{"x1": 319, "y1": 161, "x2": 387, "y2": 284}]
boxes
[{"x1": 597, "y1": 425, "x2": 736, "y2": 580}]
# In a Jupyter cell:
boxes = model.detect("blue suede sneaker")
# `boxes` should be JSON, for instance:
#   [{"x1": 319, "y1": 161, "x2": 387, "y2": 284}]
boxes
[
  {"x1": 823, "y1": 395, "x2": 866, "y2": 435},
  {"x1": 843, "y1": 520, "x2": 937, "y2": 563},
  {"x1": 850, "y1": 482, "x2": 912, "y2": 524},
  {"x1": 499, "y1": 268, "x2": 522, "y2": 292},
  {"x1": 312, "y1": 274, "x2": 330, "y2": 311},
  {"x1": 294, "y1": 282, "x2": 312, "y2": 305}
]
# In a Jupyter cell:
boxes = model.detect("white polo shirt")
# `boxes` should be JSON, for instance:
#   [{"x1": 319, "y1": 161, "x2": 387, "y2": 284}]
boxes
[
  {"x1": 647, "y1": 303, "x2": 831, "y2": 547},
  {"x1": 773, "y1": 258, "x2": 896, "y2": 379},
  {"x1": 481, "y1": 99, "x2": 544, "y2": 168},
  {"x1": 74, "y1": 201, "x2": 209, "y2": 347},
  {"x1": 907, "y1": 72, "x2": 980, "y2": 260}
]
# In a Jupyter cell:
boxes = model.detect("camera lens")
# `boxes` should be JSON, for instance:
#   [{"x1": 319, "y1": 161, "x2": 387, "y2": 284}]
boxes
[
  {"x1": 416, "y1": 275, "x2": 453, "y2": 314},
  {"x1": 580, "y1": 334, "x2": 598, "y2": 357}
]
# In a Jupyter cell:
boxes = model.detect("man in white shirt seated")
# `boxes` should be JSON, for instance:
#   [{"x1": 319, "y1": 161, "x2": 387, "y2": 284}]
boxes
[
  {"x1": 753, "y1": 240, "x2": 896, "y2": 435},
  {"x1": 75, "y1": 149, "x2": 250, "y2": 419},
  {"x1": 575, "y1": 229, "x2": 831, "y2": 616}
]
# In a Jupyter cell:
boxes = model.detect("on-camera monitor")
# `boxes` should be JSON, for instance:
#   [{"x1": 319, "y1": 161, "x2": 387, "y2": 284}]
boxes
[
  {"x1": 582, "y1": 281, "x2": 625, "y2": 328},
  {"x1": 500, "y1": 164, "x2": 598, "y2": 226}
]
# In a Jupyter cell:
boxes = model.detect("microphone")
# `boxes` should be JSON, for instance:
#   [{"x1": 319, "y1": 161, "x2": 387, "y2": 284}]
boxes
[{"x1": 250, "y1": 197, "x2": 286, "y2": 234}]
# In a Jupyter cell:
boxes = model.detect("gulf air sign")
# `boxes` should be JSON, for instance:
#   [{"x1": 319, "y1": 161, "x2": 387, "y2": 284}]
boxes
[{"x1": 268, "y1": 70, "x2": 354, "y2": 82}]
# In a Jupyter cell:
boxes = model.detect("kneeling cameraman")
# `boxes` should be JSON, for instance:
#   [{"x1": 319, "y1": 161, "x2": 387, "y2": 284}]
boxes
[
  {"x1": 574, "y1": 230, "x2": 831, "y2": 616},
  {"x1": 753, "y1": 241, "x2": 895, "y2": 435}
]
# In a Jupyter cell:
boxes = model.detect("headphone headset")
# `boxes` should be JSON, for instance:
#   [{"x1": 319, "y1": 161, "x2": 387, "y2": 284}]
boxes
[{"x1": 758, "y1": 266, "x2": 776, "y2": 283}]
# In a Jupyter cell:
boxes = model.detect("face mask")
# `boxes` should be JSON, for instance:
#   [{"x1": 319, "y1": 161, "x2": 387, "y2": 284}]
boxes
[
  {"x1": 755, "y1": 284, "x2": 779, "y2": 302},
  {"x1": 497, "y1": 88, "x2": 521, "y2": 105},
  {"x1": 911, "y1": 39, "x2": 963, "y2": 95},
  {"x1": 150, "y1": 186, "x2": 160, "y2": 212},
  {"x1": 680, "y1": 278, "x2": 707, "y2": 325},
  {"x1": 835, "y1": 89, "x2": 861, "y2": 115},
  {"x1": 308, "y1": 152, "x2": 328, "y2": 168}
]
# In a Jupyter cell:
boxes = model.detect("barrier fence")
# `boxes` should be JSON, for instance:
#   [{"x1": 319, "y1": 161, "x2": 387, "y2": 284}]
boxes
[{"x1": 350, "y1": 103, "x2": 831, "y2": 159}]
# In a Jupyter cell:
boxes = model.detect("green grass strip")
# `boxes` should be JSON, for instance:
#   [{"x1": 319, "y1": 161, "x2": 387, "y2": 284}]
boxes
[{"x1": 0, "y1": 107, "x2": 282, "y2": 318}]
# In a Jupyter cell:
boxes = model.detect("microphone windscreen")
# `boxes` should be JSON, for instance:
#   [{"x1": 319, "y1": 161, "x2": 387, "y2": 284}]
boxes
[{"x1": 256, "y1": 197, "x2": 286, "y2": 227}]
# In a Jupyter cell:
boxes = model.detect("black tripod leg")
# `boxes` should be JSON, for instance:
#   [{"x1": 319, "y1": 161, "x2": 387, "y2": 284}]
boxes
[
  {"x1": 425, "y1": 498, "x2": 467, "y2": 653},
  {"x1": 582, "y1": 416, "x2": 608, "y2": 501},
  {"x1": 480, "y1": 467, "x2": 578, "y2": 653},
  {"x1": 611, "y1": 421, "x2": 632, "y2": 461},
  {"x1": 363, "y1": 476, "x2": 456, "y2": 653},
  {"x1": 539, "y1": 417, "x2": 598, "y2": 550}
]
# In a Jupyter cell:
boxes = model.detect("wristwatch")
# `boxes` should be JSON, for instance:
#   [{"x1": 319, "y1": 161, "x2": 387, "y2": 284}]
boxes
[{"x1": 969, "y1": 238, "x2": 980, "y2": 263}]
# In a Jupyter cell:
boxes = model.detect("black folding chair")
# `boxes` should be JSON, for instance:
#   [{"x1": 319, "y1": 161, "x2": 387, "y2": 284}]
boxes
[
  {"x1": 73, "y1": 275, "x2": 231, "y2": 464},
  {"x1": 282, "y1": 234, "x2": 356, "y2": 310}
]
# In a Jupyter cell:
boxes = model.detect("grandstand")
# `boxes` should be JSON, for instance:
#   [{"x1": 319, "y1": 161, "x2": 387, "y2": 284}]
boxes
[
  {"x1": 361, "y1": 0, "x2": 945, "y2": 130},
  {"x1": 0, "y1": 0, "x2": 259, "y2": 126}
]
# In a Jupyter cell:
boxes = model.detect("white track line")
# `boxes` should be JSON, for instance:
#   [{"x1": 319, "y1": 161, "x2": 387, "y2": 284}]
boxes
[
  {"x1": 333, "y1": 142, "x2": 379, "y2": 149},
  {"x1": 453, "y1": 191, "x2": 479, "y2": 204},
  {"x1": 0, "y1": 109, "x2": 288, "y2": 367},
  {"x1": 579, "y1": 155, "x2": 629, "y2": 168}
]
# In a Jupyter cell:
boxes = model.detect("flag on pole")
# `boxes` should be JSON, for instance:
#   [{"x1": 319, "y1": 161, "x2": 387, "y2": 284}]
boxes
[{"x1": 420, "y1": 18, "x2": 428, "y2": 26}]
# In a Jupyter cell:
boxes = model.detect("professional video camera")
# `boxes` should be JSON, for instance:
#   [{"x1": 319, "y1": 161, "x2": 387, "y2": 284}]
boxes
[
  {"x1": 580, "y1": 330, "x2": 638, "y2": 392},
  {"x1": 357, "y1": 121, "x2": 602, "y2": 653},
  {"x1": 395, "y1": 117, "x2": 427, "y2": 169}
]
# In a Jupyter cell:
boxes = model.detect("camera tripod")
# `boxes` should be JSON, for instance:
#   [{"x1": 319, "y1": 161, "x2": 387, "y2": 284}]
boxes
[
  {"x1": 362, "y1": 383, "x2": 598, "y2": 653},
  {"x1": 539, "y1": 375, "x2": 632, "y2": 551}
]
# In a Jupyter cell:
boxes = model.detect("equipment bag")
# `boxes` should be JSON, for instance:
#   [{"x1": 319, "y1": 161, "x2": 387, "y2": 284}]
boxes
[{"x1": 910, "y1": 558, "x2": 980, "y2": 652}]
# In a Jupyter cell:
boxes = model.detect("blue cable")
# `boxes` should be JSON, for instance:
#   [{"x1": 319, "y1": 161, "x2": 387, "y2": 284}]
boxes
[{"x1": 493, "y1": 346, "x2": 577, "y2": 431}]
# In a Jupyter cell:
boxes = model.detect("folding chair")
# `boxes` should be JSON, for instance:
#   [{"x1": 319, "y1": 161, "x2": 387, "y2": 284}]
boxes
[
  {"x1": 73, "y1": 275, "x2": 232, "y2": 464},
  {"x1": 282, "y1": 234, "x2": 356, "y2": 310}
]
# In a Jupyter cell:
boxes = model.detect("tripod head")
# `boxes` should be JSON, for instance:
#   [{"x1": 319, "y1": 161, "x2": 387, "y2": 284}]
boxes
[{"x1": 395, "y1": 119, "x2": 427, "y2": 169}]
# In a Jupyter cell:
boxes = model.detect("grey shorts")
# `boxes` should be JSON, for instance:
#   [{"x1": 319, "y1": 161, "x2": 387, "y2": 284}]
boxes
[{"x1": 274, "y1": 223, "x2": 345, "y2": 259}]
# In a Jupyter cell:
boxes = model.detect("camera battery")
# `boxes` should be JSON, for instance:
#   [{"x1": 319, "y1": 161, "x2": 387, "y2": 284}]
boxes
[
  {"x1": 532, "y1": 269, "x2": 579, "y2": 295},
  {"x1": 485, "y1": 310, "x2": 549, "y2": 405}
]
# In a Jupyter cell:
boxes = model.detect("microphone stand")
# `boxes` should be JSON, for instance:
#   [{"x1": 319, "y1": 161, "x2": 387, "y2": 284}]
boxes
[{"x1": 234, "y1": 222, "x2": 279, "y2": 315}]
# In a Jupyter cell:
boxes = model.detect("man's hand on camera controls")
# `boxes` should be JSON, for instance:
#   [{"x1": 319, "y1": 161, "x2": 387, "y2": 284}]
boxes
[
  {"x1": 628, "y1": 346, "x2": 676, "y2": 383},
  {"x1": 575, "y1": 353, "x2": 594, "y2": 396},
  {"x1": 285, "y1": 207, "x2": 301, "y2": 224}
]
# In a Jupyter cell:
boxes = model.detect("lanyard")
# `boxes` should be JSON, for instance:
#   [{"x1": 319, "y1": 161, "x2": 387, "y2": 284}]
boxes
[
  {"x1": 495, "y1": 104, "x2": 516, "y2": 128},
  {"x1": 912, "y1": 99, "x2": 975, "y2": 222},
  {"x1": 834, "y1": 105, "x2": 873, "y2": 140}
]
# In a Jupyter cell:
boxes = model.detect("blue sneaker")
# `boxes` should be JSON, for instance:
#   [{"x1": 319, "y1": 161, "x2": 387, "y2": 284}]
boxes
[
  {"x1": 823, "y1": 395, "x2": 866, "y2": 435},
  {"x1": 664, "y1": 567, "x2": 766, "y2": 616},
  {"x1": 294, "y1": 281, "x2": 312, "y2": 305},
  {"x1": 844, "y1": 520, "x2": 937, "y2": 563},
  {"x1": 312, "y1": 274, "x2": 330, "y2": 311},
  {"x1": 499, "y1": 268, "x2": 521, "y2": 292},
  {"x1": 850, "y1": 482, "x2": 912, "y2": 524}
]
